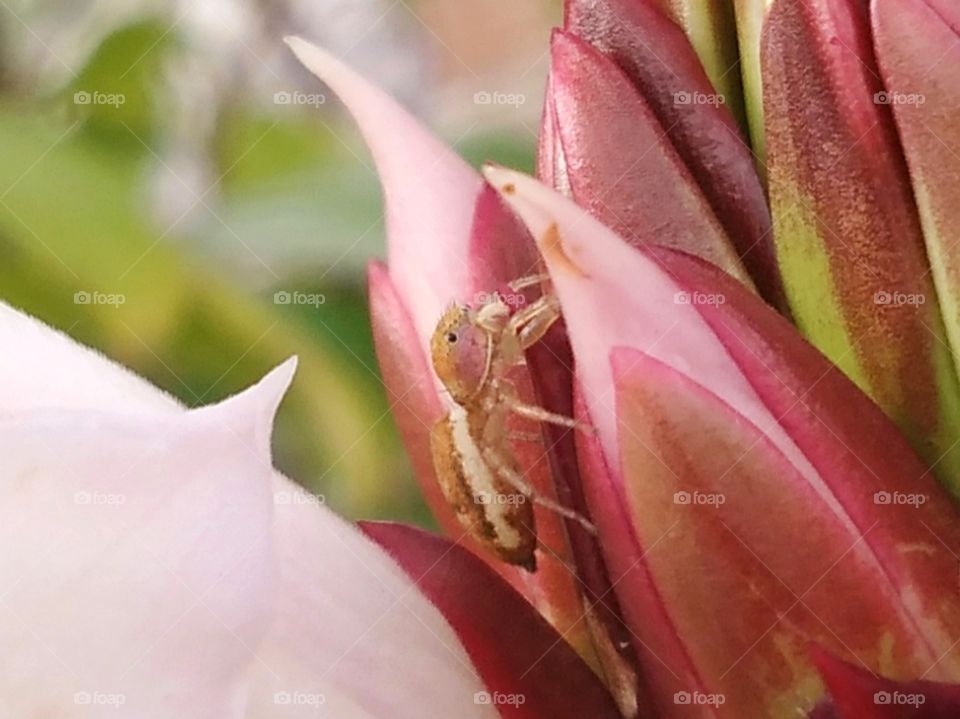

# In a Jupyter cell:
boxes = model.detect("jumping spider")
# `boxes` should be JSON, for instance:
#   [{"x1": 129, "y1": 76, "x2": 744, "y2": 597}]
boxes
[{"x1": 429, "y1": 273, "x2": 595, "y2": 572}]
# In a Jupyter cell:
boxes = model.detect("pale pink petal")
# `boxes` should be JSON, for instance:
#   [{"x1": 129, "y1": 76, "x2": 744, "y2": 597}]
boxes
[
  {"x1": 285, "y1": 36, "x2": 483, "y2": 350},
  {"x1": 0, "y1": 303, "x2": 495, "y2": 717},
  {"x1": 244, "y1": 495, "x2": 498, "y2": 719},
  {"x1": 0, "y1": 366, "x2": 287, "y2": 717}
]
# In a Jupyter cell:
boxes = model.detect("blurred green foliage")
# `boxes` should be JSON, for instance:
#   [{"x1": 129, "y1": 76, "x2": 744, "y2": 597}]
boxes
[
  {"x1": 0, "y1": 14, "x2": 535, "y2": 527},
  {"x1": 65, "y1": 19, "x2": 175, "y2": 146}
]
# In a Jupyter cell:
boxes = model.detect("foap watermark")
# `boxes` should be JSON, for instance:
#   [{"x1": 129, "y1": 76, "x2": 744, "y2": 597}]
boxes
[
  {"x1": 74, "y1": 90, "x2": 126, "y2": 108},
  {"x1": 73, "y1": 691, "x2": 126, "y2": 708},
  {"x1": 74, "y1": 491, "x2": 126, "y2": 507},
  {"x1": 674, "y1": 291, "x2": 726, "y2": 306},
  {"x1": 475, "y1": 491, "x2": 527, "y2": 506},
  {"x1": 274, "y1": 290, "x2": 326, "y2": 308},
  {"x1": 674, "y1": 490, "x2": 726, "y2": 507},
  {"x1": 673, "y1": 91, "x2": 725, "y2": 107},
  {"x1": 873, "y1": 290, "x2": 925, "y2": 307},
  {"x1": 273, "y1": 90, "x2": 326, "y2": 107},
  {"x1": 274, "y1": 490, "x2": 325, "y2": 506},
  {"x1": 473, "y1": 90, "x2": 526, "y2": 108},
  {"x1": 74, "y1": 290, "x2": 125, "y2": 308},
  {"x1": 874, "y1": 490, "x2": 927, "y2": 508},
  {"x1": 674, "y1": 691, "x2": 726, "y2": 707},
  {"x1": 474, "y1": 290, "x2": 528, "y2": 311},
  {"x1": 474, "y1": 691, "x2": 526, "y2": 707},
  {"x1": 874, "y1": 690, "x2": 926, "y2": 707},
  {"x1": 874, "y1": 91, "x2": 925, "y2": 106},
  {"x1": 273, "y1": 691, "x2": 326, "y2": 707}
]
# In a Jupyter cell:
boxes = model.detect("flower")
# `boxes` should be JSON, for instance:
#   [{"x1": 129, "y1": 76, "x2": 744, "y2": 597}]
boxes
[
  {"x1": 288, "y1": 0, "x2": 960, "y2": 715},
  {"x1": 0, "y1": 303, "x2": 616, "y2": 717}
]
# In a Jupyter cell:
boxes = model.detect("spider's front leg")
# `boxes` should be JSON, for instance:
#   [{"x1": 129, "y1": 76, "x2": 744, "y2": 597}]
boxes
[
  {"x1": 506, "y1": 272, "x2": 550, "y2": 292},
  {"x1": 508, "y1": 293, "x2": 562, "y2": 352}
]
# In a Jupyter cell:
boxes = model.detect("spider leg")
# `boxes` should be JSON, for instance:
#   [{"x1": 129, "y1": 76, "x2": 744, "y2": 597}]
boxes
[
  {"x1": 507, "y1": 273, "x2": 550, "y2": 292},
  {"x1": 482, "y1": 447, "x2": 596, "y2": 534},
  {"x1": 508, "y1": 431, "x2": 543, "y2": 443},
  {"x1": 506, "y1": 294, "x2": 562, "y2": 351},
  {"x1": 507, "y1": 399, "x2": 594, "y2": 435}
]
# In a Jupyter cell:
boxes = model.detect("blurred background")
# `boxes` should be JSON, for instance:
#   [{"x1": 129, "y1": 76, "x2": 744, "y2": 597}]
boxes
[{"x1": 0, "y1": 0, "x2": 558, "y2": 524}]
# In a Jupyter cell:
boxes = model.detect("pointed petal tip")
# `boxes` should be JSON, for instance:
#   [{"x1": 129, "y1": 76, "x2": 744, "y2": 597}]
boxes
[
  {"x1": 240, "y1": 355, "x2": 297, "y2": 423},
  {"x1": 481, "y1": 165, "x2": 548, "y2": 231},
  {"x1": 550, "y1": 26, "x2": 590, "y2": 63},
  {"x1": 482, "y1": 165, "x2": 597, "y2": 278},
  {"x1": 479, "y1": 161, "x2": 505, "y2": 181},
  {"x1": 366, "y1": 258, "x2": 389, "y2": 286},
  {"x1": 259, "y1": 355, "x2": 299, "y2": 408},
  {"x1": 283, "y1": 35, "x2": 325, "y2": 67},
  {"x1": 548, "y1": 27, "x2": 588, "y2": 72},
  {"x1": 197, "y1": 357, "x2": 297, "y2": 460},
  {"x1": 287, "y1": 33, "x2": 480, "y2": 347}
]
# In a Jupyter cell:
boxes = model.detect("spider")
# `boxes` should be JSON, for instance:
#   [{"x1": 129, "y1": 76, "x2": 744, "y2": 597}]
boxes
[{"x1": 429, "y1": 274, "x2": 595, "y2": 572}]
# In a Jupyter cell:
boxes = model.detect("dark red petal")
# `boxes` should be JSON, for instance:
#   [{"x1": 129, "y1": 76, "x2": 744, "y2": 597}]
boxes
[
  {"x1": 652, "y1": 247, "x2": 960, "y2": 669},
  {"x1": 808, "y1": 701, "x2": 841, "y2": 719},
  {"x1": 872, "y1": 0, "x2": 960, "y2": 490},
  {"x1": 361, "y1": 522, "x2": 623, "y2": 719},
  {"x1": 545, "y1": 29, "x2": 752, "y2": 285},
  {"x1": 466, "y1": 183, "x2": 540, "y2": 291},
  {"x1": 564, "y1": 0, "x2": 783, "y2": 309},
  {"x1": 814, "y1": 648, "x2": 960, "y2": 718},
  {"x1": 652, "y1": 0, "x2": 747, "y2": 134}
]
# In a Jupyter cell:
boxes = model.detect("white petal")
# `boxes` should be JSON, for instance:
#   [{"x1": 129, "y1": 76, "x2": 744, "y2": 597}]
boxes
[
  {"x1": 243, "y1": 485, "x2": 498, "y2": 719},
  {"x1": 0, "y1": 302, "x2": 493, "y2": 716},
  {"x1": 0, "y1": 375, "x2": 283, "y2": 717}
]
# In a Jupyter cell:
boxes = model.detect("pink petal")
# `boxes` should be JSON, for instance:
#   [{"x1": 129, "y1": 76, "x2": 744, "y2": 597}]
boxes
[
  {"x1": 483, "y1": 166, "x2": 803, "y2": 474},
  {"x1": 284, "y1": 36, "x2": 482, "y2": 350},
  {"x1": 601, "y1": 349, "x2": 960, "y2": 714},
  {"x1": 486, "y1": 168, "x2": 960, "y2": 714},
  {"x1": 367, "y1": 261, "x2": 451, "y2": 527},
  {"x1": 293, "y1": 37, "x2": 611, "y2": 659},
  {"x1": 369, "y1": 218, "x2": 595, "y2": 661}
]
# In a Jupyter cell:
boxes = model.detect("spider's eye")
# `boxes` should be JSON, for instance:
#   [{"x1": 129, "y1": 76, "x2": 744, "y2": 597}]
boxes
[{"x1": 445, "y1": 331, "x2": 458, "y2": 344}]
